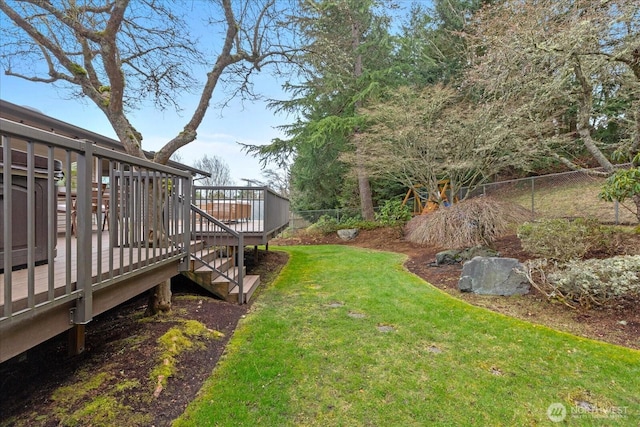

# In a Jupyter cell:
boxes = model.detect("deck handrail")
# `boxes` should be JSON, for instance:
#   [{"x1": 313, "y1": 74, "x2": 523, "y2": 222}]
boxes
[
  {"x1": 192, "y1": 185, "x2": 290, "y2": 243},
  {"x1": 263, "y1": 187, "x2": 290, "y2": 237},
  {"x1": 0, "y1": 118, "x2": 192, "y2": 344},
  {"x1": 0, "y1": 118, "x2": 290, "y2": 362},
  {"x1": 190, "y1": 203, "x2": 244, "y2": 303}
]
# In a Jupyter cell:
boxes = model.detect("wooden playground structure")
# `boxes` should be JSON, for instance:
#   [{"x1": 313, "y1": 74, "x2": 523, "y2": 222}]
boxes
[{"x1": 402, "y1": 179, "x2": 458, "y2": 215}]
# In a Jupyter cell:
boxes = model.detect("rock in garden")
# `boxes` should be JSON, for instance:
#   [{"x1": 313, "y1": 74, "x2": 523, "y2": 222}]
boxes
[
  {"x1": 434, "y1": 246, "x2": 498, "y2": 266},
  {"x1": 435, "y1": 249, "x2": 462, "y2": 265},
  {"x1": 457, "y1": 245, "x2": 499, "y2": 262},
  {"x1": 458, "y1": 257, "x2": 529, "y2": 296},
  {"x1": 337, "y1": 228, "x2": 359, "y2": 241}
]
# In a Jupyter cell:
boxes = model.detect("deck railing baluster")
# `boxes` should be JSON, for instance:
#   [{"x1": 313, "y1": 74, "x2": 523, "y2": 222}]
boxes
[
  {"x1": 47, "y1": 146, "x2": 56, "y2": 298},
  {"x1": 2, "y1": 136, "x2": 13, "y2": 319},
  {"x1": 0, "y1": 118, "x2": 193, "y2": 362},
  {"x1": 26, "y1": 142, "x2": 35, "y2": 310}
]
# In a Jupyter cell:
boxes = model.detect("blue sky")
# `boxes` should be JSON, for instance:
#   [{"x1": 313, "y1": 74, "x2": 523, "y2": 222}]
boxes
[{"x1": 0, "y1": 71, "x2": 288, "y2": 184}]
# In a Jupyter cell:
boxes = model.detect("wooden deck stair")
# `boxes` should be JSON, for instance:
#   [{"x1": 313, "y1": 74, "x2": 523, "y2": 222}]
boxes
[{"x1": 181, "y1": 254, "x2": 260, "y2": 304}]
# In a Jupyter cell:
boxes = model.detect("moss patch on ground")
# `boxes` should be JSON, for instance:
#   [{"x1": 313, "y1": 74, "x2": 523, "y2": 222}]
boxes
[{"x1": 150, "y1": 319, "x2": 224, "y2": 390}]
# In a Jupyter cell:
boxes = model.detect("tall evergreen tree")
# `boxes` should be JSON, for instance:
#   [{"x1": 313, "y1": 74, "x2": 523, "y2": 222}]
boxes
[
  {"x1": 394, "y1": 0, "x2": 490, "y2": 86},
  {"x1": 246, "y1": 0, "x2": 395, "y2": 217}
]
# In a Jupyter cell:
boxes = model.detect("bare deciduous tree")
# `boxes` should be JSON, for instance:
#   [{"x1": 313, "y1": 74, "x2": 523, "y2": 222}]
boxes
[
  {"x1": 0, "y1": 0, "x2": 296, "y2": 312},
  {"x1": 261, "y1": 167, "x2": 290, "y2": 198},
  {"x1": 193, "y1": 154, "x2": 234, "y2": 187},
  {"x1": 466, "y1": 0, "x2": 640, "y2": 171},
  {"x1": 353, "y1": 85, "x2": 537, "y2": 204},
  {"x1": 465, "y1": 0, "x2": 640, "y2": 219}
]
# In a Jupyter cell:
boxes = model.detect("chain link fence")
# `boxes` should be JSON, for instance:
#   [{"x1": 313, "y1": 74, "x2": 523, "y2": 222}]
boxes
[
  {"x1": 464, "y1": 167, "x2": 636, "y2": 225},
  {"x1": 288, "y1": 166, "x2": 637, "y2": 230}
]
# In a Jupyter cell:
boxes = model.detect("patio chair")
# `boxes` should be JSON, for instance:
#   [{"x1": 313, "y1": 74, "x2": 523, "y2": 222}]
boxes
[{"x1": 92, "y1": 183, "x2": 109, "y2": 231}]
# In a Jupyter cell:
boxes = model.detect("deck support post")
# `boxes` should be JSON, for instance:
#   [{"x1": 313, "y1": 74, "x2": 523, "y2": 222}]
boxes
[
  {"x1": 75, "y1": 145, "x2": 94, "y2": 324},
  {"x1": 237, "y1": 235, "x2": 244, "y2": 304},
  {"x1": 68, "y1": 324, "x2": 86, "y2": 356}
]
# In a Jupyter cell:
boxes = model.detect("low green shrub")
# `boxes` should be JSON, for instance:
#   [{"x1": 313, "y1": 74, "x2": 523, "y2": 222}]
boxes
[
  {"x1": 306, "y1": 214, "x2": 379, "y2": 235},
  {"x1": 307, "y1": 214, "x2": 340, "y2": 234},
  {"x1": 523, "y1": 256, "x2": 640, "y2": 309},
  {"x1": 375, "y1": 200, "x2": 412, "y2": 226},
  {"x1": 599, "y1": 167, "x2": 640, "y2": 223},
  {"x1": 336, "y1": 219, "x2": 358, "y2": 231},
  {"x1": 517, "y1": 218, "x2": 623, "y2": 261}
]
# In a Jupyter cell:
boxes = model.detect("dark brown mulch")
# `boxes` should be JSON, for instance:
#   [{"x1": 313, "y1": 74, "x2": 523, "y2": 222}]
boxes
[
  {"x1": 0, "y1": 250, "x2": 287, "y2": 427},
  {"x1": 1, "y1": 228, "x2": 638, "y2": 426}
]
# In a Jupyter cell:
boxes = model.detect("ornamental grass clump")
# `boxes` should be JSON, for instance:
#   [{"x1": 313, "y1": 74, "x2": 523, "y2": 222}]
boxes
[{"x1": 405, "y1": 196, "x2": 530, "y2": 248}]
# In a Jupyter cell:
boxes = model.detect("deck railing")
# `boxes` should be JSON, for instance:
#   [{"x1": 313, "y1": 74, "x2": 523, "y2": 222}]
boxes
[
  {"x1": 0, "y1": 119, "x2": 291, "y2": 362},
  {"x1": 190, "y1": 204, "x2": 244, "y2": 303},
  {"x1": 193, "y1": 185, "x2": 290, "y2": 243},
  {"x1": 0, "y1": 118, "x2": 192, "y2": 329}
]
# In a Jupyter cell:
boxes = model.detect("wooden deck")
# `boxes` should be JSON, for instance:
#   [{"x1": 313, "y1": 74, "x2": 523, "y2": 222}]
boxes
[
  {"x1": 0, "y1": 228, "x2": 190, "y2": 362},
  {"x1": 0, "y1": 116, "x2": 291, "y2": 364},
  {"x1": 0, "y1": 218, "x2": 284, "y2": 362},
  {"x1": 192, "y1": 219, "x2": 286, "y2": 246},
  {"x1": 0, "y1": 216, "x2": 278, "y2": 308},
  {"x1": 1, "y1": 229, "x2": 180, "y2": 307},
  {"x1": 0, "y1": 215, "x2": 287, "y2": 363}
]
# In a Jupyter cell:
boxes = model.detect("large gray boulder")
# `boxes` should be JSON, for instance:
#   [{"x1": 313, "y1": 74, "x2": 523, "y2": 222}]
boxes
[
  {"x1": 458, "y1": 257, "x2": 529, "y2": 296},
  {"x1": 337, "y1": 228, "x2": 359, "y2": 241}
]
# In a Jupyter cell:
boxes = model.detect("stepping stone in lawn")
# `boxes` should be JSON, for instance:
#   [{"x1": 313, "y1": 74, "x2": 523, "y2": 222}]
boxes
[
  {"x1": 348, "y1": 311, "x2": 366, "y2": 319},
  {"x1": 427, "y1": 345, "x2": 443, "y2": 354},
  {"x1": 377, "y1": 324, "x2": 396, "y2": 333},
  {"x1": 326, "y1": 302, "x2": 344, "y2": 308}
]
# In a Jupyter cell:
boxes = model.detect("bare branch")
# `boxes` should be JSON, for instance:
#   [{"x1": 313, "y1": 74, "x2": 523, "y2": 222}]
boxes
[
  {"x1": 4, "y1": 69, "x2": 56, "y2": 83},
  {"x1": 20, "y1": 0, "x2": 103, "y2": 41},
  {"x1": 2, "y1": 0, "x2": 297, "y2": 165},
  {"x1": 549, "y1": 153, "x2": 609, "y2": 177},
  {"x1": 155, "y1": 0, "x2": 241, "y2": 163},
  {"x1": 100, "y1": 0, "x2": 128, "y2": 116}
]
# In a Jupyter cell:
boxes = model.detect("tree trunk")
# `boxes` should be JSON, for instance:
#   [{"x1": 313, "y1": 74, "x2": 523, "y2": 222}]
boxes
[
  {"x1": 108, "y1": 115, "x2": 173, "y2": 316},
  {"x1": 576, "y1": 123, "x2": 614, "y2": 172},
  {"x1": 634, "y1": 194, "x2": 640, "y2": 223},
  {"x1": 356, "y1": 136, "x2": 375, "y2": 220},
  {"x1": 145, "y1": 279, "x2": 172, "y2": 316},
  {"x1": 573, "y1": 57, "x2": 615, "y2": 173},
  {"x1": 632, "y1": 106, "x2": 640, "y2": 163},
  {"x1": 351, "y1": 18, "x2": 375, "y2": 221},
  {"x1": 144, "y1": 180, "x2": 172, "y2": 315}
]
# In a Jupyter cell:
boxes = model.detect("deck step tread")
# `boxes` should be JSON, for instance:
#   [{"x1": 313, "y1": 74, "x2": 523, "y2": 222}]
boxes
[
  {"x1": 194, "y1": 257, "x2": 232, "y2": 273},
  {"x1": 228, "y1": 274, "x2": 260, "y2": 294},
  {"x1": 228, "y1": 275, "x2": 261, "y2": 303},
  {"x1": 211, "y1": 266, "x2": 245, "y2": 284}
]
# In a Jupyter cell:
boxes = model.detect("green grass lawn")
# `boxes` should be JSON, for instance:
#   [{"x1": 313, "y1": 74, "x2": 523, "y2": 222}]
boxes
[
  {"x1": 174, "y1": 245, "x2": 640, "y2": 426},
  {"x1": 500, "y1": 178, "x2": 638, "y2": 224}
]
